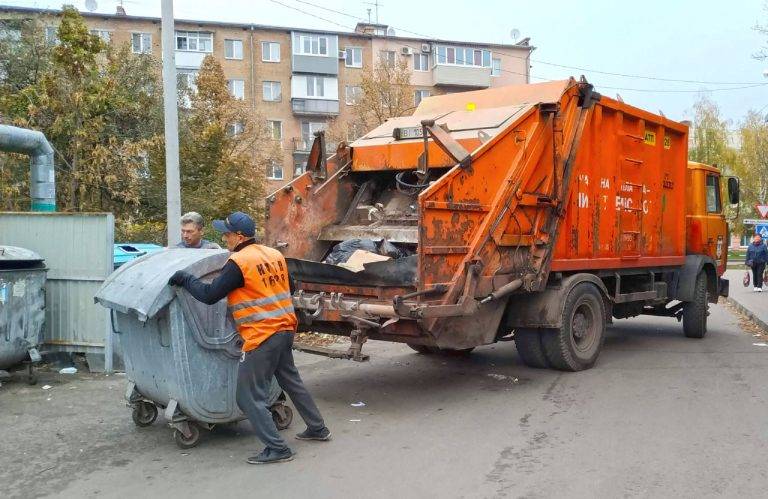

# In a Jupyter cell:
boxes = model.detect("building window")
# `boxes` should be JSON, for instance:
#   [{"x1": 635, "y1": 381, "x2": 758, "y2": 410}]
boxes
[
  {"x1": 436, "y1": 45, "x2": 491, "y2": 67},
  {"x1": 227, "y1": 122, "x2": 245, "y2": 136},
  {"x1": 263, "y1": 81, "x2": 282, "y2": 101},
  {"x1": 345, "y1": 85, "x2": 362, "y2": 105},
  {"x1": 345, "y1": 47, "x2": 362, "y2": 68},
  {"x1": 267, "y1": 120, "x2": 283, "y2": 141},
  {"x1": 227, "y1": 79, "x2": 245, "y2": 100},
  {"x1": 380, "y1": 50, "x2": 395, "y2": 67},
  {"x1": 294, "y1": 161, "x2": 308, "y2": 176},
  {"x1": 306, "y1": 76, "x2": 325, "y2": 97},
  {"x1": 262, "y1": 41, "x2": 280, "y2": 62},
  {"x1": 175, "y1": 31, "x2": 213, "y2": 52},
  {"x1": 131, "y1": 33, "x2": 152, "y2": 54},
  {"x1": 0, "y1": 22, "x2": 21, "y2": 43},
  {"x1": 267, "y1": 162, "x2": 284, "y2": 180},
  {"x1": 414, "y1": 89, "x2": 430, "y2": 106},
  {"x1": 177, "y1": 70, "x2": 198, "y2": 92},
  {"x1": 296, "y1": 34, "x2": 329, "y2": 56},
  {"x1": 225, "y1": 39, "x2": 243, "y2": 59},
  {"x1": 413, "y1": 53, "x2": 429, "y2": 71},
  {"x1": 491, "y1": 58, "x2": 501, "y2": 77},
  {"x1": 90, "y1": 29, "x2": 112, "y2": 43},
  {"x1": 44, "y1": 26, "x2": 59, "y2": 45},
  {"x1": 301, "y1": 121, "x2": 326, "y2": 149}
]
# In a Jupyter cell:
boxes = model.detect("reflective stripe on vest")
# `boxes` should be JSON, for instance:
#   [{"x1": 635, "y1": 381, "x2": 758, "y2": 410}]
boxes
[
  {"x1": 233, "y1": 303, "x2": 296, "y2": 325},
  {"x1": 227, "y1": 291, "x2": 293, "y2": 313}
]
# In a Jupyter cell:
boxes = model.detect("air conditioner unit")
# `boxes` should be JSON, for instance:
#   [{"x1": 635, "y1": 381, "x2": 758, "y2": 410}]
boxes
[
  {"x1": 401, "y1": 47, "x2": 413, "y2": 56},
  {"x1": 421, "y1": 43, "x2": 430, "y2": 53},
  {"x1": 338, "y1": 50, "x2": 346, "y2": 60}
]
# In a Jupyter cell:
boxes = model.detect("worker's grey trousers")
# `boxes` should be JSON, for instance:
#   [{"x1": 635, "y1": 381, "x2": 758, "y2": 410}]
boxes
[{"x1": 235, "y1": 331, "x2": 326, "y2": 452}]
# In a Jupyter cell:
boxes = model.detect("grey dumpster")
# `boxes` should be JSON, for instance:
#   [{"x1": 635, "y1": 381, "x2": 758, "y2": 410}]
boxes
[
  {"x1": 95, "y1": 248, "x2": 292, "y2": 448},
  {"x1": 0, "y1": 246, "x2": 45, "y2": 384}
]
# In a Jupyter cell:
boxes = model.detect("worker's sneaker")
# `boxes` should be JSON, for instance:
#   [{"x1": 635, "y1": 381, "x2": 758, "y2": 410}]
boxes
[
  {"x1": 755, "y1": 287, "x2": 763, "y2": 292},
  {"x1": 246, "y1": 447, "x2": 294, "y2": 465},
  {"x1": 295, "y1": 426, "x2": 332, "y2": 441}
]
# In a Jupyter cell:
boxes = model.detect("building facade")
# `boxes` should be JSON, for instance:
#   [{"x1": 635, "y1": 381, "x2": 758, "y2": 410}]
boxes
[{"x1": 0, "y1": 6, "x2": 534, "y2": 193}]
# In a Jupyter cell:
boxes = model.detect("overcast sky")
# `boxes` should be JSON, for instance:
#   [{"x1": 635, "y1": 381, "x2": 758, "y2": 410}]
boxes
[{"x1": 5, "y1": 0, "x2": 768, "y2": 125}]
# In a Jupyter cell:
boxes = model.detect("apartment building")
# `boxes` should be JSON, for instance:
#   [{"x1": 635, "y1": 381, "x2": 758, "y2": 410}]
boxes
[{"x1": 0, "y1": 6, "x2": 534, "y2": 192}]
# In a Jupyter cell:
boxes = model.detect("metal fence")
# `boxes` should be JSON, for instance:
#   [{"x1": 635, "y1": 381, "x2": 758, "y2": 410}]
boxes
[{"x1": 0, "y1": 212, "x2": 115, "y2": 371}]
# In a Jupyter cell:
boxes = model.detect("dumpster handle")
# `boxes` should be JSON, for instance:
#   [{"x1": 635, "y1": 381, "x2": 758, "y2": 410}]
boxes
[{"x1": 110, "y1": 310, "x2": 123, "y2": 335}]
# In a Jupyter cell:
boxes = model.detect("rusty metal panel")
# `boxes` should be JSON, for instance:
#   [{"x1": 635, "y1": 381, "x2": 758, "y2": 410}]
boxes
[{"x1": 0, "y1": 213, "x2": 114, "y2": 369}]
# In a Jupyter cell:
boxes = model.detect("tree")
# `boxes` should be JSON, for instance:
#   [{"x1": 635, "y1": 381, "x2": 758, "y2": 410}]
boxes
[
  {"x1": 736, "y1": 111, "x2": 768, "y2": 213},
  {"x1": 353, "y1": 58, "x2": 413, "y2": 131},
  {"x1": 688, "y1": 95, "x2": 732, "y2": 166},
  {"x1": 177, "y1": 55, "x2": 280, "y2": 237},
  {"x1": 0, "y1": 7, "x2": 163, "y2": 219}
]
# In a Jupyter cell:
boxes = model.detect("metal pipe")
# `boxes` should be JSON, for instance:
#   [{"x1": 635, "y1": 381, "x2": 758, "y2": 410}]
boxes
[
  {"x1": 0, "y1": 124, "x2": 56, "y2": 211},
  {"x1": 479, "y1": 278, "x2": 523, "y2": 304}
]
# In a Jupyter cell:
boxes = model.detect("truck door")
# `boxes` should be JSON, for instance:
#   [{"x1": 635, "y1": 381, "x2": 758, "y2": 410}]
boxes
[{"x1": 704, "y1": 173, "x2": 726, "y2": 271}]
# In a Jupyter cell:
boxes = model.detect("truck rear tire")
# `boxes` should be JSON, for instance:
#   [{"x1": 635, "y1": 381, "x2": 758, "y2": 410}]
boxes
[
  {"x1": 542, "y1": 282, "x2": 606, "y2": 371},
  {"x1": 514, "y1": 328, "x2": 550, "y2": 369},
  {"x1": 683, "y1": 271, "x2": 708, "y2": 339}
]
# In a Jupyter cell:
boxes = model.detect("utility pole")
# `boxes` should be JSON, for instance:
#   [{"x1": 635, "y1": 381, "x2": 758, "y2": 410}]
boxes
[{"x1": 161, "y1": 0, "x2": 181, "y2": 246}]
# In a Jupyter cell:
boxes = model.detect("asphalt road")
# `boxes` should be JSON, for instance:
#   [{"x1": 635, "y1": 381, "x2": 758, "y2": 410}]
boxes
[{"x1": 2, "y1": 302, "x2": 768, "y2": 499}]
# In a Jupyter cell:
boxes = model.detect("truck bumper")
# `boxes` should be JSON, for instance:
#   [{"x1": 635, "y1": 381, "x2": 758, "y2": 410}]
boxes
[{"x1": 719, "y1": 277, "x2": 729, "y2": 298}]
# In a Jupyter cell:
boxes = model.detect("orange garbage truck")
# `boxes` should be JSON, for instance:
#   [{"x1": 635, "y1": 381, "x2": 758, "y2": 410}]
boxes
[{"x1": 264, "y1": 77, "x2": 739, "y2": 371}]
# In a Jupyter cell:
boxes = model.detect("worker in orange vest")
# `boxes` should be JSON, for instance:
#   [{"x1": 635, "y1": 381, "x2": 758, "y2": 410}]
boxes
[{"x1": 168, "y1": 211, "x2": 330, "y2": 464}]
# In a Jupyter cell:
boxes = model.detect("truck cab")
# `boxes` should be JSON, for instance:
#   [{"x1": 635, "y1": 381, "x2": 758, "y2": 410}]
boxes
[{"x1": 685, "y1": 162, "x2": 739, "y2": 276}]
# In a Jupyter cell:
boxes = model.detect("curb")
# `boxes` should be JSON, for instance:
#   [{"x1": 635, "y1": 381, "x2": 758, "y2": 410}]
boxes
[{"x1": 725, "y1": 296, "x2": 768, "y2": 333}]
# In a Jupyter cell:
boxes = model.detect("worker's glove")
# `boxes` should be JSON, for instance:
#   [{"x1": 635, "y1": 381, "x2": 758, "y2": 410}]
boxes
[{"x1": 168, "y1": 270, "x2": 191, "y2": 287}]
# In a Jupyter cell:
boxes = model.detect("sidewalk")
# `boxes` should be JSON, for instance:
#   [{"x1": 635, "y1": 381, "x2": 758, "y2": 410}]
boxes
[{"x1": 724, "y1": 269, "x2": 768, "y2": 331}]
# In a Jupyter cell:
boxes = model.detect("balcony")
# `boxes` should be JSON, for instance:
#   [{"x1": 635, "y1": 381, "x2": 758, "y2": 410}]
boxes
[
  {"x1": 432, "y1": 64, "x2": 491, "y2": 88},
  {"x1": 292, "y1": 137, "x2": 337, "y2": 154},
  {"x1": 291, "y1": 98, "x2": 340, "y2": 116}
]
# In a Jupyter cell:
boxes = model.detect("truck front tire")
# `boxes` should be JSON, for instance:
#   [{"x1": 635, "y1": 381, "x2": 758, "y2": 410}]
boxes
[
  {"x1": 683, "y1": 271, "x2": 708, "y2": 339},
  {"x1": 542, "y1": 282, "x2": 606, "y2": 371}
]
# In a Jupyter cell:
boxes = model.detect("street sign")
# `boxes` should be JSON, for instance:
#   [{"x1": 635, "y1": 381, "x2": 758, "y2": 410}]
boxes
[
  {"x1": 758, "y1": 205, "x2": 768, "y2": 218},
  {"x1": 743, "y1": 219, "x2": 765, "y2": 225},
  {"x1": 757, "y1": 224, "x2": 768, "y2": 239}
]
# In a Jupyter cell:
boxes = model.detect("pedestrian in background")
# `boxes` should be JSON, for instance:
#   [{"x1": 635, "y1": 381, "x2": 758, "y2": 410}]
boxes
[
  {"x1": 745, "y1": 233, "x2": 768, "y2": 292},
  {"x1": 177, "y1": 212, "x2": 221, "y2": 249}
]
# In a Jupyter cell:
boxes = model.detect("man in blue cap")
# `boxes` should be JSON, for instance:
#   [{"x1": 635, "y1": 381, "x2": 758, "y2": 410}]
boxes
[{"x1": 169, "y1": 211, "x2": 331, "y2": 464}]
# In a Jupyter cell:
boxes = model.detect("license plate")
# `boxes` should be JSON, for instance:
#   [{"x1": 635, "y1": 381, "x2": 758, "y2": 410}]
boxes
[{"x1": 393, "y1": 126, "x2": 424, "y2": 140}]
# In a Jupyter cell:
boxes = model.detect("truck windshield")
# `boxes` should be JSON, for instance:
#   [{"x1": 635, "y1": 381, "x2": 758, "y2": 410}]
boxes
[{"x1": 705, "y1": 174, "x2": 721, "y2": 213}]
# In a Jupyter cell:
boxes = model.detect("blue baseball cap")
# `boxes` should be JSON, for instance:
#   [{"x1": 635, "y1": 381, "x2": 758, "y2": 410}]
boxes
[{"x1": 212, "y1": 211, "x2": 256, "y2": 237}]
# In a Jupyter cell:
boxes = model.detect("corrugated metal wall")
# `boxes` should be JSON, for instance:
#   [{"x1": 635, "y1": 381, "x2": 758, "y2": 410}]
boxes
[{"x1": 0, "y1": 213, "x2": 115, "y2": 370}]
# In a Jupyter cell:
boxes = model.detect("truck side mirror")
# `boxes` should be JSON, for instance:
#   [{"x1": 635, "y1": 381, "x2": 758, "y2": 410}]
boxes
[{"x1": 727, "y1": 177, "x2": 740, "y2": 205}]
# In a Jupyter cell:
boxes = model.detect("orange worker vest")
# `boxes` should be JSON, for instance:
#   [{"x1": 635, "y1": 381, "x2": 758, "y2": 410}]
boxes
[{"x1": 227, "y1": 243, "x2": 297, "y2": 352}]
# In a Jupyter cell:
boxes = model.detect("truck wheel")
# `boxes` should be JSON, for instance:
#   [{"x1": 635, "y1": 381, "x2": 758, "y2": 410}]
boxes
[
  {"x1": 542, "y1": 282, "x2": 606, "y2": 371},
  {"x1": 514, "y1": 328, "x2": 550, "y2": 369},
  {"x1": 683, "y1": 271, "x2": 708, "y2": 339}
]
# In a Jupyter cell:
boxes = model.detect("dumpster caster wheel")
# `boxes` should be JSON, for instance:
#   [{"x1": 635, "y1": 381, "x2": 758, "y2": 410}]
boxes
[
  {"x1": 132, "y1": 402, "x2": 158, "y2": 427},
  {"x1": 25, "y1": 363, "x2": 37, "y2": 385},
  {"x1": 173, "y1": 424, "x2": 200, "y2": 449},
  {"x1": 272, "y1": 405, "x2": 293, "y2": 430}
]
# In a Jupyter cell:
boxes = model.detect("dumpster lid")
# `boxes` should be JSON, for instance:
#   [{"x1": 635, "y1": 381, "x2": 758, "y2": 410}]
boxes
[
  {"x1": 0, "y1": 245, "x2": 43, "y2": 262},
  {"x1": 95, "y1": 248, "x2": 229, "y2": 321},
  {"x1": 0, "y1": 245, "x2": 46, "y2": 270}
]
